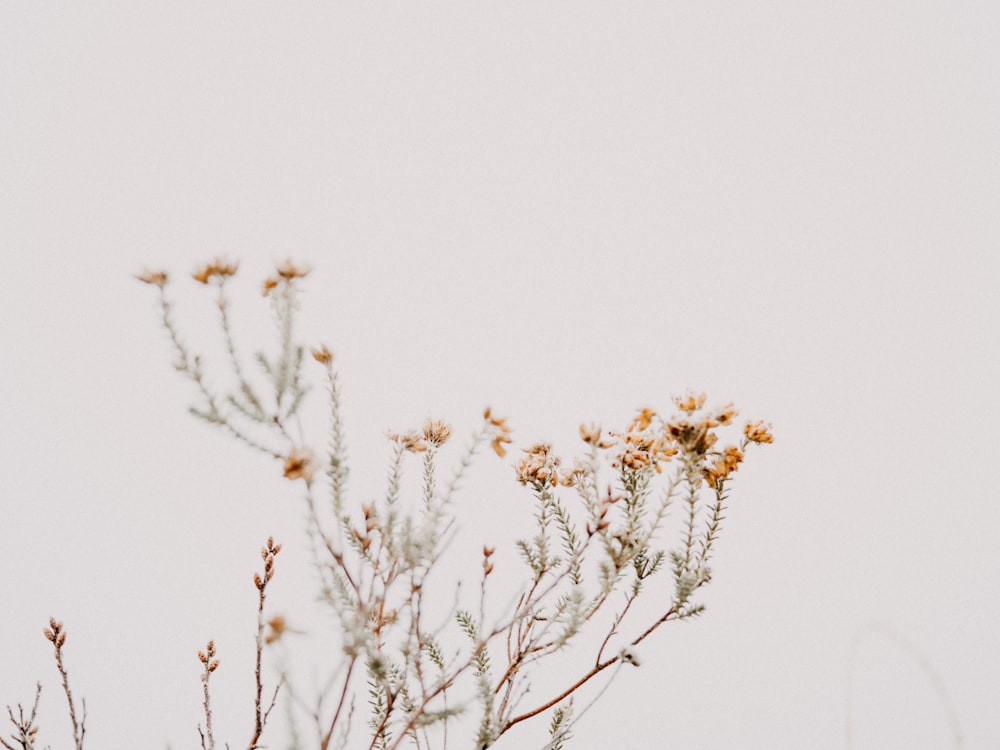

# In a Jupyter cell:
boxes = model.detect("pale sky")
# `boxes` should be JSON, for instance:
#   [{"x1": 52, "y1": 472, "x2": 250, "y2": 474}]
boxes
[{"x1": 2, "y1": 3, "x2": 998, "y2": 749}]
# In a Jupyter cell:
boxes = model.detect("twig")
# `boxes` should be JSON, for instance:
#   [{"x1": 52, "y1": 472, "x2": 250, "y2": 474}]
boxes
[
  {"x1": 43, "y1": 619, "x2": 84, "y2": 750},
  {"x1": 197, "y1": 640, "x2": 220, "y2": 750},
  {"x1": 248, "y1": 538, "x2": 282, "y2": 750},
  {"x1": 0, "y1": 682, "x2": 42, "y2": 750}
]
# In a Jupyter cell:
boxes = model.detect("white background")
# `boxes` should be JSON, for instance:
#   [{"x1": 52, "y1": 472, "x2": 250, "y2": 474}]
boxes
[{"x1": 2, "y1": 3, "x2": 998, "y2": 748}]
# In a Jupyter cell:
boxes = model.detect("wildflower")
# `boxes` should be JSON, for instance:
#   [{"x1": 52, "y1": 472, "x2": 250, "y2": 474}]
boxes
[
  {"x1": 702, "y1": 464, "x2": 721, "y2": 487},
  {"x1": 135, "y1": 269, "x2": 169, "y2": 288},
  {"x1": 491, "y1": 432, "x2": 513, "y2": 457},
  {"x1": 579, "y1": 423, "x2": 615, "y2": 449},
  {"x1": 673, "y1": 391, "x2": 706, "y2": 413},
  {"x1": 558, "y1": 459, "x2": 587, "y2": 488},
  {"x1": 389, "y1": 430, "x2": 428, "y2": 453},
  {"x1": 265, "y1": 615, "x2": 304, "y2": 644},
  {"x1": 192, "y1": 258, "x2": 239, "y2": 284},
  {"x1": 666, "y1": 419, "x2": 716, "y2": 456},
  {"x1": 614, "y1": 431, "x2": 677, "y2": 472},
  {"x1": 744, "y1": 420, "x2": 774, "y2": 444},
  {"x1": 557, "y1": 469, "x2": 577, "y2": 486},
  {"x1": 276, "y1": 258, "x2": 310, "y2": 280},
  {"x1": 703, "y1": 445, "x2": 744, "y2": 488},
  {"x1": 283, "y1": 448, "x2": 316, "y2": 481},
  {"x1": 714, "y1": 403, "x2": 738, "y2": 426},
  {"x1": 628, "y1": 407, "x2": 656, "y2": 432},
  {"x1": 514, "y1": 443, "x2": 561, "y2": 487},
  {"x1": 422, "y1": 419, "x2": 452, "y2": 447},
  {"x1": 311, "y1": 345, "x2": 333, "y2": 364},
  {"x1": 484, "y1": 407, "x2": 513, "y2": 457},
  {"x1": 261, "y1": 276, "x2": 279, "y2": 297},
  {"x1": 617, "y1": 443, "x2": 653, "y2": 471},
  {"x1": 579, "y1": 422, "x2": 601, "y2": 444},
  {"x1": 724, "y1": 444, "x2": 743, "y2": 464},
  {"x1": 265, "y1": 615, "x2": 287, "y2": 644}
]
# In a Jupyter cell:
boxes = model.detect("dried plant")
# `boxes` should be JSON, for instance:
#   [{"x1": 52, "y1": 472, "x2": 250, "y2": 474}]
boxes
[
  {"x1": 44, "y1": 619, "x2": 85, "y2": 750},
  {"x1": 1, "y1": 684, "x2": 42, "y2": 750},
  {"x1": 137, "y1": 259, "x2": 772, "y2": 749},
  {"x1": 197, "y1": 640, "x2": 220, "y2": 750},
  {"x1": 4, "y1": 260, "x2": 771, "y2": 750}
]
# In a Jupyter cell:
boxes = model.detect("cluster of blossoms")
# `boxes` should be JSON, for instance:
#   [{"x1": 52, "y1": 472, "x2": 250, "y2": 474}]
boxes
[
  {"x1": 137, "y1": 257, "x2": 239, "y2": 287},
  {"x1": 126, "y1": 260, "x2": 774, "y2": 750},
  {"x1": 135, "y1": 269, "x2": 169, "y2": 288},
  {"x1": 283, "y1": 448, "x2": 317, "y2": 482},
  {"x1": 311, "y1": 345, "x2": 333, "y2": 365},
  {"x1": 262, "y1": 259, "x2": 310, "y2": 296},
  {"x1": 744, "y1": 420, "x2": 774, "y2": 444},
  {"x1": 191, "y1": 258, "x2": 240, "y2": 285},
  {"x1": 388, "y1": 418, "x2": 455, "y2": 454},
  {"x1": 484, "y1": 407, "x2": 513, "y2": 457},
  {"x1": 514, "y1": 442, "x2": 563, "y2": 488},
  {"x1": 703, "y1": 445, "x2": 744, "y2": 489},
  {"x1": 511, "y1": 391, "x2": 773, "y2": 492},
  {"x1": 613, "y1": 428, "x2": 678, "y2": 473}
]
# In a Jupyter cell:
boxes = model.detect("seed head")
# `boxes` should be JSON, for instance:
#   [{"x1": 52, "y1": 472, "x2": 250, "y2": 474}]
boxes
[
  {"x1": 135, "y1": 269, "x2": 169, "y2": 288},
  {"x1": 275, "y1": 258, "x2": 310, "y2": 280},
  {"x1": 283, "y1": 448, "x2": 317, "y2": 481},
  {"x1": 422, "y1": 419, "x2": 452, "y2": 447},
  {"x1": 744, "y1": 420, "x2": 774, "y2": 444},
  {"x1": 192, "y1": 258, "x2": 238, "y2": 284},
  {"x1": 311, "y1": 345, "x2": 333, "y2": 364},
  {"x1": 673, "y1": 391, "x2": 706, "y2": 413}
]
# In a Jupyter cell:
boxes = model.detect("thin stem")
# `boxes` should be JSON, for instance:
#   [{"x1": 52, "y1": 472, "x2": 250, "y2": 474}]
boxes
[
  {"x1": 501, "y1": 655, "x2": 618, "y2": 734},
  {"x1": 320, "y1": 658, "x2": 356, "y2": 750}
]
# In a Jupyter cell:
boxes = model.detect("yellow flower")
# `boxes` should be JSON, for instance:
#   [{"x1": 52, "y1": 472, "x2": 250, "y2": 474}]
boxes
[
  {"x1": 673, "y1": 391, "x2": 706, "y2": 413},
  {"x1": 514, "y1": 443, "x2": 561, "y2": 487},
  {"x1": 311, "y1": 345, "x2": 333, "y2": 364},
  {"x1": 744, "y1": 421, "x2": 774, "y2": 444},
  {"x1": 579, "y1": 422, "x2": 601, "y2": 444},
  {"x1": 628, "y1": 408, "x2": 656, "y2": 432},
  {"x1": 422, "y1": 419, "x2": 452, "y2": 447},
  {"x1": 135, "y1": 269, "x2": 169, "y2": 288},
  {"x1": 265, "y1": 615, "x2": 304, "y2": 644},
  {"x1": 615, "y1": 432, "x2": 676, "y2": 473},
  {"x1": 283, "y1": 448, "x2": 316, "y2": 481},
  {"x1": 618, "y1": 445, "x2": 653, "y2": 471},
  {"x1": 702, "y1": 445, "x2": 744, "y2": 487},
  {"x1": 714, "y1": 403, "x2": 738, "y2": 426},
  {"x1": 276, "y1": 258, "x2": 310, "y2": 279},
  {"x1": 389, "y1": 430, "x2": 428, "y2": 453},
  {"x1": 192, "y1": 258, "x2": 239, "y2": 284},
  {"x1": 579, "y1": 423, "x2": 616, "y2": 449},
  {"x1": 666, "y1": 419, "x2": 716, "y2": 455},
  {"x1": 484, "y1": 407, "x2": 513, "y2": 457}
]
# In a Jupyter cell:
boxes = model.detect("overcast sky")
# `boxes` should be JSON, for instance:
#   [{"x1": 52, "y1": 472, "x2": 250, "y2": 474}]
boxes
[{"x1": 2, "y1": 2, "x2": 998, "y2": 749}]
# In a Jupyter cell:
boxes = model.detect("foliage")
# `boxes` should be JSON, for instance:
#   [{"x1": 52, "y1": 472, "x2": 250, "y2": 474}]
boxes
[{"x1": 3, "y1": 261, "x2": 771, "y2": 750}]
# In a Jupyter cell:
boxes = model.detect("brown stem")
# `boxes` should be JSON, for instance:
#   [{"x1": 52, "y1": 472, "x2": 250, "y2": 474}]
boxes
[
  {"x1": 320, "y1": 657, "x2": 356, "y2": 750},
  {"x1": 595, "y1": 592, "x2": 638, "y2": 665},
  {"x1": 501, "y1": 655, "x2": 618, "y2": 734},
  {"x1": 248, "y1": 589, "x2": 266, "y2": 749},
  {"x1": 630, "y1": 603, "x2": 680, "y2": 647}
]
